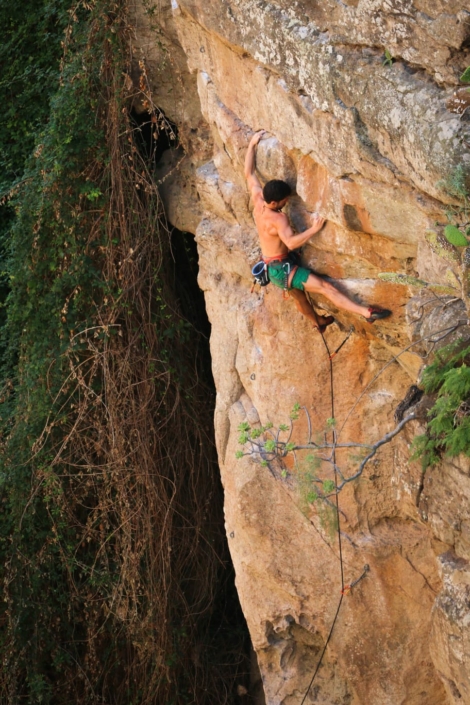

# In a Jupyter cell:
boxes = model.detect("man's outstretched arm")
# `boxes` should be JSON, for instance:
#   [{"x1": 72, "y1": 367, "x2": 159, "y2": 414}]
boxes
[
  {"x1": 278, "y1": 212, "x2": 326, "y2": 250},
  {"x1": 244, "y1": 130, "x2": 265, "y2": 197}
]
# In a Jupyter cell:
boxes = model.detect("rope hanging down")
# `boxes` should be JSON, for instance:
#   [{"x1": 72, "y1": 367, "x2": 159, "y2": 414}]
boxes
[
  {"x1": 300, "y1": 326, "x2": 361, "y2": 704},
  {"x1": 296, "y1": 312, "x2": 468, "y2": 702}
]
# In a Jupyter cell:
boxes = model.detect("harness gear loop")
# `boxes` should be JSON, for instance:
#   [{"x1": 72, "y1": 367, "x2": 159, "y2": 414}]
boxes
[{"x1": 283, "y1": 260, "x2": 292, "y2": 291}]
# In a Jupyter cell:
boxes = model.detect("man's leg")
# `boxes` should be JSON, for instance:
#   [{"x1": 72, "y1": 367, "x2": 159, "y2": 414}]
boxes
[
  {"x1": 289, "y1": 289, "x2": 334, "y2": 329},
  {"x1": 303, "y1": 273, "x2": 372, "y2": 318}
]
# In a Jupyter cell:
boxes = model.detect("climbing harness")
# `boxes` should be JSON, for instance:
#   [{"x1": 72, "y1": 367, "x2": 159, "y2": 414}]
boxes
[
  {"x1": 251, "y1": 253, "x2": 293, "y2": 291},
  {"x1": 262, "y1": 252, "x2": 294, "y2": 293}
]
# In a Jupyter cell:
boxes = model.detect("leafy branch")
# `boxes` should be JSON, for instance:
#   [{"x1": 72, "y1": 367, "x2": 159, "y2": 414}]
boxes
[
  {"x1": 413, "y1": 339, "x2": 470, "y2": 467},
  {"x1": 236, "y1": 405, "x2": 417, "y2": 501}
]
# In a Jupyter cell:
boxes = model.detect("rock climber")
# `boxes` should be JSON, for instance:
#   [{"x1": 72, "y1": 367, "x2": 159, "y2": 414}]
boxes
[{"x1": 244, "y1": 130, "x2": 392, "y2": 331}]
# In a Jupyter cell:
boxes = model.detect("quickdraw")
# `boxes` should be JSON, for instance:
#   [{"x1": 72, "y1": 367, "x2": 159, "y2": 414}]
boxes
[
  {"x1": 329, "y1": 327, "x2": 354, "y2": 360},
  {"x1": 341, "y1": 564, "x2": 370, "y2": 596}
]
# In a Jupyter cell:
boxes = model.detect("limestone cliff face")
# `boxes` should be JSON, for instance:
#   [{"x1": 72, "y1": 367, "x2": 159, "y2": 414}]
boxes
[{"x1": 132, "y1": 2, "x2": 470, "y2": 702}]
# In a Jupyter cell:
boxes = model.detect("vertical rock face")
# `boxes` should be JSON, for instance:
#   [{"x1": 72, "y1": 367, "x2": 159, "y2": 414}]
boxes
[{"x1": 132, "y1": 1, "x2": 470, "y2": 702}]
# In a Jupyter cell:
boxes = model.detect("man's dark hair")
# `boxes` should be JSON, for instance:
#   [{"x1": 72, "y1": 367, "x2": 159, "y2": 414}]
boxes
[{"x1": 262, "y1": 179, "x2": 292, "y2": 204}]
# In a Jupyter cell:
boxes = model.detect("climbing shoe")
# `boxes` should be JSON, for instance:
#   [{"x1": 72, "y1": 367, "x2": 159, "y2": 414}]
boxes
[
  {"x1": 316, "y1": 315, "x2": 335, "y2": 333},
  {"x1": 365, "y1": 306, "x2": 392, "y2": 323}
]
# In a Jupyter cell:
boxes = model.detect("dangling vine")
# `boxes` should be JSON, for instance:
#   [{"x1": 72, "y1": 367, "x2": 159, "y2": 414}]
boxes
[{"x1": 0, "y1": 1, "x2": 249, "y2": 703}]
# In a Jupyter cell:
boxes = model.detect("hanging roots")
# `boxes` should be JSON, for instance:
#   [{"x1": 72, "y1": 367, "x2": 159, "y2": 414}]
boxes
[{"x1": 0, "y1": 1, "x2": 249, "y2": 703}]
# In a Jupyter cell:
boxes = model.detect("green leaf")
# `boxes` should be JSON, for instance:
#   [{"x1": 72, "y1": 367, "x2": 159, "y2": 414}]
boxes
[
  {"x1": 264, "y1": 439, "x2": 276, "y2": 452},
  {"x1": 306, "y1": 490, "x2": 317, "y2": 504},
  {"x1": 235, "y1": 451, "x2": 244, "y2": 459},
  {"x1": 289, "y1": 405, "x2": 300, "y2": 420},
  {"x1": 444, "y1": 225, "x2": 468, "y2": 247},
  {"x1": 322, "y1": 480, "x2": 335, "y2": 493},
  {"x1": 383, "y1": 49, "x2": 393, "y2": 66},
  {"x1": 460, "y1": 67, "x2": 470, "y2": 84}
]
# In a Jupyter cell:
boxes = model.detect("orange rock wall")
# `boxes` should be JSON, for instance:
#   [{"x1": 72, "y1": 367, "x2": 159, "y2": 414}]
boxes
[{"x1": 132, "y1": 1, "x2": 470, "y2": 702}]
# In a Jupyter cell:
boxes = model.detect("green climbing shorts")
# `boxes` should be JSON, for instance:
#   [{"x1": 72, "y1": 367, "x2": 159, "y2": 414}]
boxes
[{"x1": 267, "y1": 260, "x2": 310, "y2": 291}]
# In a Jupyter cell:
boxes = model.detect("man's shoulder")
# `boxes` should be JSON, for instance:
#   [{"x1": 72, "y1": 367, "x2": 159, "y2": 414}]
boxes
[
  {"x1": 272, "y1": 210, "x2": 289, "y2": 222},
  {"x1": 251, "y1": 184, "x2": 263, "y2": 202}
]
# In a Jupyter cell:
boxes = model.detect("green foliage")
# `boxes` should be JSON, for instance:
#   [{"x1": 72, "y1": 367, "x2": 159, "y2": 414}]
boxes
[
  {"x1": 438, "y1": 164, "x2": 469, "y2": 202},
  {"x1": 435, "y1": 166, "x2": 470, "y2": 310},
  {"x1": 383, "y1": 49, "x2": 394, "y2": 67},
  {"x1": 460, "y1": 66, "x2": 470, "y2": 84},
  {"x1": 317, "y1": 500, "x2": 339, "y2": 540},
  {"x1": 0, "y1": 0, "x2": 71, "y2": 352},
  {"x1": 413, "y1": 340, "x2": 470, "y2": 467},
  {"x1": 0, "y1": 0, "x2": 70, "y2": 193},
  {"x1": 305, "y1": 489, "x2": 318, "y2": 503},
  {"x1": 289, "y1": 402, "x2": 301, "y2": 420},
  {"x1": 236, "y1": 411, "x2": 345, "y2": 522},
  {"x1": 296, "y1": 458, "x2": 337, "y2": 539},
  {"x1": 322, "y1": 480, "x2": 335, "y2": 494},
  {"x1": 0, "y1": 1, "x2": 250, "y2": 702},
  {"x1": 296, "y1": 456, "x2": 320, "y2": 503},
  {"x1": 443, "y1": 225, "x2": 468, "y2": 247}
]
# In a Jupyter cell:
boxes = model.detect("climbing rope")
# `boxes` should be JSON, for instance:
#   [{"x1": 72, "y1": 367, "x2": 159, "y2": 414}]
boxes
[
  {"x1": 318, "y1": 332, "x2": 345, "y2": 587},
  {"x1": 253, "y1": 303, "x2": 467, "y2": 701},
  {"x1": 299, "y1": 594, "x2": 344, "y2": 705},
  {"x1": 328, "y1": 326, "x2": 353, "y2": 360},
  {"x1": 300, "y1": 315, "x2": 468, "y2": 702},
  {"x1": 300, "y1": 323, "x2": 360, "y2": 704}
]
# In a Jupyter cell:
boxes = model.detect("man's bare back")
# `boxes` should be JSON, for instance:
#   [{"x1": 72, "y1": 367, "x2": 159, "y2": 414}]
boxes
[{"x1": 252, "y1": 200, "x2": 288, "y2": 259}]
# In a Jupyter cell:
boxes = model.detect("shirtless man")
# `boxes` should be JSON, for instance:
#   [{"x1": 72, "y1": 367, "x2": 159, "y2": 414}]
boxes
[{"x1": 245, "y1": 130, "x2": 391, "y2": 331}]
